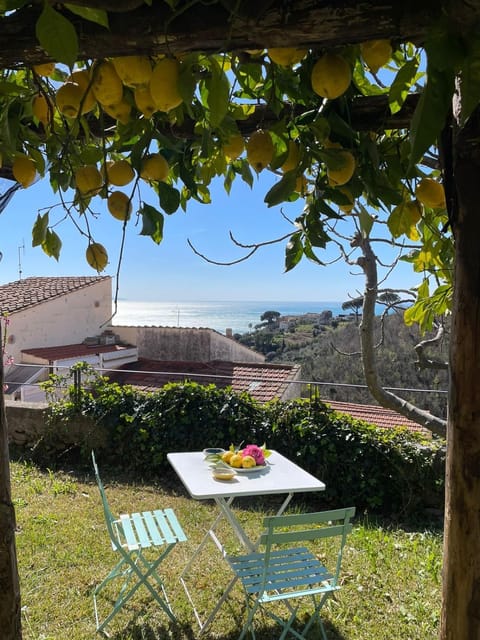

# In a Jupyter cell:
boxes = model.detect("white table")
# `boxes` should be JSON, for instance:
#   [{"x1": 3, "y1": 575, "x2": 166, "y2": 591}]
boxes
[{"x1": 167, "y1": 450, "x2": 326, "y2": 634}]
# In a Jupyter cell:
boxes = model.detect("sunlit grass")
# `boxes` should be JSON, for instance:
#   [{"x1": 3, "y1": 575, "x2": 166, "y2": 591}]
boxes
[{"x1": 11, "y1": 460, "x2": 442, "y2": 640}]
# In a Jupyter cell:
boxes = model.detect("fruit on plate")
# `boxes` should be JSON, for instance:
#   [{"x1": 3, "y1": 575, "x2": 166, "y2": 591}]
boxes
[
  {"x1": 209, "y1": 443, "x2": 271, "y2": 468},
  {"x1": 241, "y1": 455, "x2": 256, "y2": 469}
]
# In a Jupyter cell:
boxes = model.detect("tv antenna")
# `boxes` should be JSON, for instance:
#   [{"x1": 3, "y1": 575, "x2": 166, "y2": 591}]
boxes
[{"x1": 18, "y1": 241, "x2": 25, "y2": 279}]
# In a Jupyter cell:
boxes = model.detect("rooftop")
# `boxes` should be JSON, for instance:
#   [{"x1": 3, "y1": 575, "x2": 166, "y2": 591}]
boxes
[
  {"x1": 326, "y1": 399, "x2": 430, "y2": 434},
  {"x1": 0, "y1": 276, "x2": 110, "y2": 314},
  {"x1": 107, "y1": 358, "x2": 301, "y2": 403},
  {"x1": 22, "y1": 342, "x2": 129, "y2": 362}
]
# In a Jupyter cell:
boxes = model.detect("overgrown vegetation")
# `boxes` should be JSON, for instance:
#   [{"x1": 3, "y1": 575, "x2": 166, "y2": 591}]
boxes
[
  {"x1": 237, "y1": 312, "x2": 449, "y2": 417},
  {"x1": 11, "y1": 460, "x2": 443, "y2": 640},
  {"x1": 33, "y1": 372, "x2": 445, "y2": 517}
]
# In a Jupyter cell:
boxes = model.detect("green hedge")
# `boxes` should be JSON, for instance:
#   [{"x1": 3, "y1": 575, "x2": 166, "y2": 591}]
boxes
[{"x1": 41, "y1": 373, "x2": 445, "y2": 516}]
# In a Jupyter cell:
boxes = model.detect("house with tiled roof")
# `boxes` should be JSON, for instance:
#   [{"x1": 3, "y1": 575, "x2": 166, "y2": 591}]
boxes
[
  {"x1": 107, "y1": 358, "x2": 302, "y2": 402},
  {"x1": 1, "y1": 276, "x2": 116, "y2": 399}
]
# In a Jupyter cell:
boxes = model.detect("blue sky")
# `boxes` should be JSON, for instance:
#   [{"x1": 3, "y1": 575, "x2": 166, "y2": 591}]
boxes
[{"x1": 0, "y1": 171, "x2": 418, "y2": 303}]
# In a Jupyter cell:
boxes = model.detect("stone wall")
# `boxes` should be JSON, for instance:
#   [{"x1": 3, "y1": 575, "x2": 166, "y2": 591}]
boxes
[
  {"x1": 6, "y1": 400, "x2": 106, "y2": 451},
  {"x1": 110, "y1": 325, "x2": 264, "y2": 363}
]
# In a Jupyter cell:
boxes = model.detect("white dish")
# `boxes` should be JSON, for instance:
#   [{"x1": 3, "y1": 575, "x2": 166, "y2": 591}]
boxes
[{"x1": 234, "y1": 464, "x2": 269, "y2": 474}]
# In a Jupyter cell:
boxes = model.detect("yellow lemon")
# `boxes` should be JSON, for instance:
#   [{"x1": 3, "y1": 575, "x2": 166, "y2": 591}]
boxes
[
  {"x1": 337, "y1": 186, "x2": 355, "y2": 213},
  {"x1": 75, "y1": 165, "x2": 103, "y2": 196},
  {"x1": 360, "y1": 40, "x2": 393, "y2": 74},
  {"x1": 415, "y1": 178, "x2": 446, "y2": 209},
  {"x1": 311, "y1": 52, "x2": 351, "y2": 100},
  {"x1": 33, "y1": 62, "x2": 55, "y2": 77},
  {"x1": 108, "y1": 191, "x2": 132, "y2": 221},
  {"x1": 268, "y1": 48, "x2": 307, "y2": 66},
  {"x1": 112, "y1": 56, "x2": 152, "y2": 88},
  {"x1": 229, "y1": 453, "x2": 244, "y2": 468},
  {"x1": 86, "y1": 242, "x2": 108, "y2": 272},
  {"x1": 67, "y1": 70, "x2": 97, "y2": 114},
  {"x1": 241, "y1": 455, "x2": 256, "y2": 469},
  {"x1": 105, "y1": 160, "x2": 135, "y2": 187},
  {"x1": 12, "y1": 155, "x2": 37, "y2": 188},
  {"x1": 223, "y1": 134, "x2": 245, "y2": 160},
  {"x1": 247, "y1": 129, "x2": 274, "y2": 173},
  {"x1": 56, "y1": 82, "x2": 86, "y2": 118},
  {"x1": 149, "y1": 58, "x2": 183, "y2": 112},
  {"x1": 221, "y1": 450, "x2": 235, "y2": 464},
  {"x1": 32, "y1": 94, "x2": 51, "y2": 126},
  {"x1": 281, "y1": 140, "x2": 301, "y2": 172},
  {"x1": 91, "y1": 61, "x2": 123, "y2": 107},
  {"x1": 134, "y1": 85, "x2": 157, "y2": 118},
  {"x1": 327, "y1": 150, "x2": 356, "y2": 186},
  {"x1": 102, "y1": 99, "x2": 132, "y2": 125},
  {"x1": 140, "y1": 153, "x2": 169, "y2": 182}
]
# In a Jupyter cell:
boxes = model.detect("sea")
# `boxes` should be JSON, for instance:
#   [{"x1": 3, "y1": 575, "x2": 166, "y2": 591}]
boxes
[{"x1": 112, "y1": 300, "x2": 345, "y2": 335}]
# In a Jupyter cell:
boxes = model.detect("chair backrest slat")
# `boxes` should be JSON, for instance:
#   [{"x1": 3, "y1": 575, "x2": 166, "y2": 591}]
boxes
[{"x1": 259, "y1": 507, "x2": 355, "y2": 592}]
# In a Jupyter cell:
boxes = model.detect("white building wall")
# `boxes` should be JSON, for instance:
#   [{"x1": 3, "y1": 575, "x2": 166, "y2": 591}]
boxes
[{"x1": 6, "y1": 278, "x2": 112, "y2": 365}]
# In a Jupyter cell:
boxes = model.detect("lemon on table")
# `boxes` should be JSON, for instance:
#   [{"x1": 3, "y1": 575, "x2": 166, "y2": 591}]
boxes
[
  {"x1": 221, "y1": 450, "x2": 235, "y2": 464},
  {"x1": 241, "y1": 455, "x2": 256, "y2": 469},
  {"x1": 229, "y1": 453, "x2": 244, "y2": 468}
]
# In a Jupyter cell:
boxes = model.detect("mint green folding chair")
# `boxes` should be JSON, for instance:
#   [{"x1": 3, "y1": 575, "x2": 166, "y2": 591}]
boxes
[
  {"x1": 91, "y1": 452, "x2": 187, "y2": 635},
  {"x1": 227, "y1": 506, "x2": 355, "y2": 640}
]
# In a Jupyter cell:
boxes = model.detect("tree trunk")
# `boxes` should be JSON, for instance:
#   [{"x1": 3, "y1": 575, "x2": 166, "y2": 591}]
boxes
[
  {"x1": 0, "y1": 361, "x2": 22, "y2": 640},
  {"x1": 440, "y1": 101, "x2": 480, "y2": 639}
]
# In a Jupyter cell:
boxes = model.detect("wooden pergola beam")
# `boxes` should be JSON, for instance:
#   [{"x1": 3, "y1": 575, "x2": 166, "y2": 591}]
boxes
[{"x1": 0, "y1": 0, "x2": 444, "y2": 67}]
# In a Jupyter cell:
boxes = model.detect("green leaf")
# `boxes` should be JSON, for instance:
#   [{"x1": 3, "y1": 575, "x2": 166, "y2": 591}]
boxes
[
  {"x1": 285, "y1": 232, "x2": 303, "y2": 272},
  {"x1": 458, "y1": 37, "x2": 480, "y2": 126},
  {"x1": 139, "y1": 203, "x2": 164, "y2": 244},
  {"x1": 240, "y1": 160, "x2": 254, "y2": 188},
  {"x1": 157, "y1": 182, "x2": 180, "y2": 214},
  {"x1": 264, "y1": 171, "x2": 296, "y2": 207},
  {"x1": 32, "y1": 212, "x2": 49, "y2": 247},
  {"x1": 204, "y1": 61, "x2": 230, "y2": 128},
  {"x1": 358, "y1": 204, "x2": 375, "y2": 237},
  {"x1": 64, "y1": 4, "x2": 109, "y2": 28},
  {"x1": 408, "y1": 64, "x2": 454, "y2": 171},
  {"x1": 387, "y1": 201, "x2": 421, "y2": 239},
  {"x1": 389, "y1": 59, "x2": 420, "y2": 114},
  {"x1": 41, "y1": 228, "x2": 62, "y2": 260},
  {"x1": 36, "y1": 3, "x2": 78, "y2": 67}
]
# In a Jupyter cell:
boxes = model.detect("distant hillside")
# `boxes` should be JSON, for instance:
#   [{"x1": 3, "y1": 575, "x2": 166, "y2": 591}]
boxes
[{"x1": 236, "y1": 311, "x2": 448, "y2": 418}]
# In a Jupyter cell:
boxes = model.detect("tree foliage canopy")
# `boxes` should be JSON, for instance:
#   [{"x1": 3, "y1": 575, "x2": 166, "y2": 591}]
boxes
[{"x1": 1, "y1": 0, "x2": 473, "y2": 331}]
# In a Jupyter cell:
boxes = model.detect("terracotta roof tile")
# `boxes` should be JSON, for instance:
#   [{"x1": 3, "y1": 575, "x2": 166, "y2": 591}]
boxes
[
  {"x1": 107, "y1": 358, "x2": 301, "y2": 402},
  {"x1": 0, "y1": 276, "x2": 110, "y2": 314},
  {"x1": 326, "y1": 400, "x2": 430, "y2": 435}
]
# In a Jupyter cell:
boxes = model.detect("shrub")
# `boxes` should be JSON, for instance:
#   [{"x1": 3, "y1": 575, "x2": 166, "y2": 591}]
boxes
[{"x1": 39, "y1": 371, "x2": 445, "y2": 516}]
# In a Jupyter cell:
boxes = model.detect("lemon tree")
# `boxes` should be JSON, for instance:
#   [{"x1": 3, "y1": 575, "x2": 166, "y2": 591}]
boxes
[{"x1": 1, "y1": 3, "x2": 480, "y2": 639}]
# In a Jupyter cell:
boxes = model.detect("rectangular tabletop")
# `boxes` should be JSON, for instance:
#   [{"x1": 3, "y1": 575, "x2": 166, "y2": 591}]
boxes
[{"x1": 167, "y1": 450, "x2": 325, "y2": 499}]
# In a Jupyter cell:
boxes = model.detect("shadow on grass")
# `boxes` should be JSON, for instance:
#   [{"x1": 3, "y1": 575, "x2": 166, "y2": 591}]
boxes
[{"x1": 109, "y1": 617, "x2": 348, "y2": 640}]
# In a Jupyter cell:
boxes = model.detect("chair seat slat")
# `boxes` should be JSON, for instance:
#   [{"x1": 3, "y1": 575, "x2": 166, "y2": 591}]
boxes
[{"x1": 131, "y1": 512, "x2": 153, "y2": 548}]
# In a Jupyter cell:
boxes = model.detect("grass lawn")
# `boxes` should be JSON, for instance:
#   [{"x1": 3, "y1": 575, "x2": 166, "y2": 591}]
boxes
[{"x1": 11, "y1": 459, "x2": 442, "y2": 640}]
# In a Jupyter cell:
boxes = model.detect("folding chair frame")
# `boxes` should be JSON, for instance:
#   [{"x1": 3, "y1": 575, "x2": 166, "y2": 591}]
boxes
[
  {"x1": 91, "y1": 452, "x2": 187, "y2": 635},
  {"x1": 227, "y1": 506, "x2": 355, "y2": 640}
]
